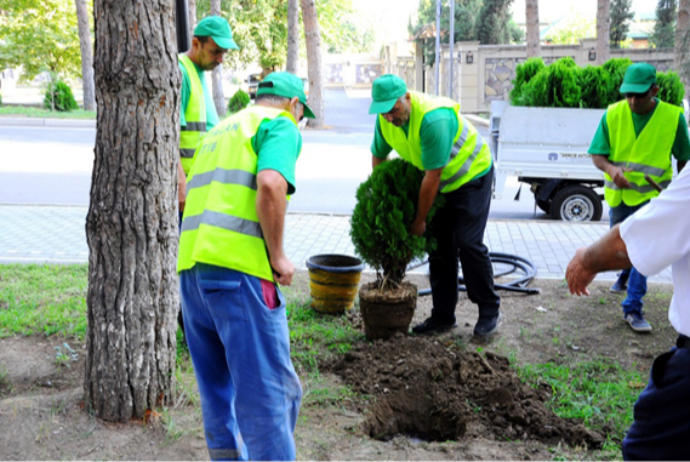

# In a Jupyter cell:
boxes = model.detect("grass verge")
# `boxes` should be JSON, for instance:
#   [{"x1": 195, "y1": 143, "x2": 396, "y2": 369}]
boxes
[{"x1": 0, "y1": 106, "x2": 96, "y2": 119}]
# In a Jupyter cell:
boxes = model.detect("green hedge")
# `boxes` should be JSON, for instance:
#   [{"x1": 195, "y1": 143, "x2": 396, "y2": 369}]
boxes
[{"x1": 510, "y1": 57, "x2": 685, "y2": 108}]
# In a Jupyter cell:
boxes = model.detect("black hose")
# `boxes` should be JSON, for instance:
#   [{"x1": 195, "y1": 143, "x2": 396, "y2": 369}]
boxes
[{"x1": 414, "y1": 251, "x2": 541, "y2": 296}]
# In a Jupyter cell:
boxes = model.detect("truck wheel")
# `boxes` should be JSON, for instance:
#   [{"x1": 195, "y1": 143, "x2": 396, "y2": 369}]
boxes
[{"x1": 551, "y1": 186, "x2": 603, "y2": 222}]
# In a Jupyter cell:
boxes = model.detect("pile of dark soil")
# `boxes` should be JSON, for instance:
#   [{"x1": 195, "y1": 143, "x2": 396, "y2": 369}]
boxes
[{"x1": 331, "y1": 333, "x2": 603, "y2": 448}]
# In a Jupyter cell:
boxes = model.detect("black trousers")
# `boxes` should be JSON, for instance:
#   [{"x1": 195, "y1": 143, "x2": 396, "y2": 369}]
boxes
[{"x1": 428, "y1": 166, "x2": 500, "y2": 324}]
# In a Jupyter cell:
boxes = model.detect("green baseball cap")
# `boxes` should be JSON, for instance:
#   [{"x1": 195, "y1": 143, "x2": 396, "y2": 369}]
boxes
[
  {"x1": 257, "y1": 72, "x2": 315, "y2": 119},
  {"x1": 369, "y1": 74, "x2": 407, "y2": 114},
  {"x1": 620, "y1": 63, "x2": 656, "y2": 94},
  {"x1": 194, "y1": 16, "x2": 239, "y2": 50}
]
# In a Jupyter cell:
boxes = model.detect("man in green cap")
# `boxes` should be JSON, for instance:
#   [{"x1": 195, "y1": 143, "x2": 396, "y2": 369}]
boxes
[
  {"x1": 369, "y1": 74, "x2": 501, "y2": 337},
  {"x1": 178, "y1": 71, "x2": 313, "y2": 461},
  {"x1": 589, "y1": 62, "x2": 690, "y2": 333}
]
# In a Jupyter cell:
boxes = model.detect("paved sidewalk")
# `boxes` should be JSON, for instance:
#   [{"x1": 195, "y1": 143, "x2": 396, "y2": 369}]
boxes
[{"x1": 0, "y1": 205, "x2": 672, "y2": 284}]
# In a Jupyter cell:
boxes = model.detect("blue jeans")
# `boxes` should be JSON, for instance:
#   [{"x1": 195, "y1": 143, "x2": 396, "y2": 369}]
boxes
[
  {"x1": 622, "y1": 342, "x2": 690, "y2": 460},
  {"x1": 180, "y1": 263, "x2": 302, "y2": 461},
  {"x1": 610, "y1": 202, "x2": 649, "y2": 315}
]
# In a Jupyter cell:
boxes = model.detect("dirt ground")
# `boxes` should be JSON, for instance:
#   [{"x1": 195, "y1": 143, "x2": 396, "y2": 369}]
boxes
[{"x1": 0, "y1": 271, "x2": 679, "y2": 461}]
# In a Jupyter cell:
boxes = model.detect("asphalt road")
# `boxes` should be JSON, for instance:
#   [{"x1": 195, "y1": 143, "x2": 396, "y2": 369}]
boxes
[{"x1": 0, "y1": 88, "x2": 608, "y2": 221}]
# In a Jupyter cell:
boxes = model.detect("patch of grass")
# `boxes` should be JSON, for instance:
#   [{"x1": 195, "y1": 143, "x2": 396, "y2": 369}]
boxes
[
  {"x1": 302, "y1": 372, "x2": 358, "y2": 409},
  {"x1": 0, "y1": 105, "x2": 96, "y2": 119},
  {"x1": 0, "y1": 264, "x2": 88, "y2": 340},
  {"x1": 518, "y1": 359, "x2": 645, "y2": 451},
  {"x1": 288, "y1": 299, "x2": 364, "y2": 373}
]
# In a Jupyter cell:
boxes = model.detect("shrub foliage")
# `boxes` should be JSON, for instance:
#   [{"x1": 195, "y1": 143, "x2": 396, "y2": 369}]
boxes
[
  {"x1": 350, "y1": 158, "x2": 442, "y2": 289},
  {"x1": 43, "y1": 80, "x2": 78, "y2": 112},
  {"x1": 227, "y1": 89, "x2": 250, "y2": 114}
]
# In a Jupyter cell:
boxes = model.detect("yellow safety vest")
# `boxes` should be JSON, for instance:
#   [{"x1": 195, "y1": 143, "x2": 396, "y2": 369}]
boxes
[
  {"x1": 604, "y1": 99, "x2": 680, "y2": 207},
  {"x1": 178, "y1": 54, "x2": 207, "y2": 176},
  {"x1": 177, "y1": 105, "x2": 299, "y2": 281},
  {"x1": 378, "y1": 91, "x2": 492, "y2": 193}
]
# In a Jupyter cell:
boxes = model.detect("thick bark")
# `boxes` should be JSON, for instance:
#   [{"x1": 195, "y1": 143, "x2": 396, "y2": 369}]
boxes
[
  {"x1": 300, "y1": 0, "x2": 325, "y2": 127},
  {"x1": 596, "y1": 0, "x2": 611, "y2": 64},
  {"x1": 188, "y1": 0, "x2": 197, "y2": 36},
  {"x1": 86, "y1": 0, "x2": 179, "y2": 422},
  {"x1": 74, "y1": 0, "x2": 96, "y2": 111},
  {"x1": 676, "y1": 0, "x2": 690, "y2": 99},
  {"x1": 525, "y1": 0, "x2": 541, "y2": 58},
  {"x1": 210, "y1": 0, "x2": 226, "y2": 116},
  {"x1": 286, "y1": 0, "x2": 299, "y2": 74}
]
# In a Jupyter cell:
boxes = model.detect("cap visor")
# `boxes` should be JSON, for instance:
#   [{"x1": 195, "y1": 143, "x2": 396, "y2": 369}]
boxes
[
  {"x1": 213, "y1": 36, "x2": 240, "y2": 50},
  {"x1": 369, "y1": 98, "x2": 397, "y2": 115},
  {"x1": 303, "y1": 103, "x2": 316, "y2": 119},
  {"x1": 620, "y1": 83, "x2": 652, "y2": 94}
]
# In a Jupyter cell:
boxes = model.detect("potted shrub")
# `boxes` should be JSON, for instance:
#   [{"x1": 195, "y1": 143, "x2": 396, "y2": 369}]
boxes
[{"x1": 350, "y1": 158, "x2": 442, "y2": 340}]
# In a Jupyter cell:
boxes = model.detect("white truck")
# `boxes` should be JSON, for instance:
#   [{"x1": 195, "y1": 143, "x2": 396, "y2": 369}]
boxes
[{"x1": 489, "y1": 101, "x2": 606, "y2": 222}]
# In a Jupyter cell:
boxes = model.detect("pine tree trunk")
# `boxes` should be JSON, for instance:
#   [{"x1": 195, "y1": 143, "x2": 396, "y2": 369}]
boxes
[
  {"x1": 596, "y1": 0, "x2": 611, "y2": 64},
  {"x1": 300, "y1": 0, "x2": 325, "y2": 128},
  {"x1": 74, "y1": 0, "x2": 96, "y2": 111},
  {"x1": 210, "y1": 0, "x2": 226, "y2": 116},
  {"x1": 86, "y1": 0, "x2": 179, "y2": 422},
  {"x1": 525, "y1": 0, "x2": 541, "y2": 58},
  {"x1": 676, "y1": 0, "x2": 690, "y2": 100},
  {"x1": 188, "y1": 0, "x2": 197, "y2": 36},
  {"x1": 286, "y1": 0, "x2": 300, "y2": 74}
]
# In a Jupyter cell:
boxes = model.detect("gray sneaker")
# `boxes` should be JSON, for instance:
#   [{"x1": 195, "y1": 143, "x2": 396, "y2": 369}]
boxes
[
  {"x1": 624, "y1": 312, "x2": 652, "y2": 333},
  {"x1": 473, "y1": 312, "x2": 502, "y2": 337}
]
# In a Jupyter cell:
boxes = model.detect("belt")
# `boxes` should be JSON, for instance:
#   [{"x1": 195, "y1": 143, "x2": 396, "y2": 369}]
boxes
[{"x1": 676, "y1": 335, "x2": 690, "y2": 349}]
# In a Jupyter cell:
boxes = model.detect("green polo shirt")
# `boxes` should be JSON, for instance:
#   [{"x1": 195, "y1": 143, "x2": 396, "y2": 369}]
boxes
[
  {"x1": 588, "y1": 98, "x2": 690, "y2": 162},
  {"x1": 179, "y1": 60, "x2": 220, "y2": 131},
  {"x1": 252, "y1": 117, "x2": 302, "y2": 195},
  {"x1": 371, "y1": 107, "x2": 460, "y2": 170}
]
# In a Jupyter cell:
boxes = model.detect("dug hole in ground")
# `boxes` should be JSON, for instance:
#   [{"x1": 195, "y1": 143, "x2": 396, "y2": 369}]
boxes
[{"x1": 0, "y1": 271, "x2": 676, "y2": 460}]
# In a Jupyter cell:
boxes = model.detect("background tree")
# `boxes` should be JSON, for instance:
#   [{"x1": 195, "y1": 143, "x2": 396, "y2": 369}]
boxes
[
  {"x1": 188, "y1": 0, "x2": 197, "y2": 39},
  {"x1": 610, "y1": 0, "x2": 634, "y2": 48},
  {"x1": 596, "y1": 0, "x2": 611, "y2": 64},
  {"x1": 85, "y1": 0, "x2": 179, "y2": 421},
  {"x1": 210, "y1": 0, "x2": 226, "y2": 116},
  {"x1": 544, "y1": 13, "x2": 596, "y2": 44},
  {"x1": 675, "y1": 0, "x2": 690, "y2": 98},
  {"x1": 74, "y1": 0, "x2": 95, "y2": 111},
  {"x1": 651, "y1": 0, "x2": 677, "y2": 48},
  {"x1": 478, "y1": 0, "x2": 515, "y2": 45},
  {"x1": 301, "y1": 0, "x2": 325, "y2": 127},
  {"x1": 525, "y1": 0, "x2": 541, "y2": 58},
  {"x1": 0, "y1": 0, "x2": 81, "y2": 82},
  {"x1": 286, "y1": 0, "x2": 299, "y2": 73}
]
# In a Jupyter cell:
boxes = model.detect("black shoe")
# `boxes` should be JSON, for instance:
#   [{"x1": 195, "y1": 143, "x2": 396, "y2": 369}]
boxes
[
  {"x1": 412, "y1": 317, "x2": 457, "y2": 335},
  {"x1": 473, "y1": 312, "x2": 501, "y2": 337}
]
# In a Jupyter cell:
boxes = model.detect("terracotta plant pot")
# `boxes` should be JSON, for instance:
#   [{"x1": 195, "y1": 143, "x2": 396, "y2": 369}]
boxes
[
  {"x1": 359, "y1": 281, "x2": 417, "y2": 340},
  {"x1": 306, "y1": 254, "x2": 365, "y2": 314}
]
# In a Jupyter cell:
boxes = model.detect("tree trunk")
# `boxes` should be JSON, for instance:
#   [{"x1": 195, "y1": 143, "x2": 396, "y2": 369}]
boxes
[
  {"x1": 300, "y1": 0, "x2": 325, "y2": 128},
  {"x1": 676, "y1": 0, "x2": 690, "y2": 100},
  {"x1": 525, "y1": 0, "x2": 541, "y2": 58},
  {"x1": 86, "y1": 0, "x2": 179, "y2": 422},
  {"x1": 74, "y1": 0, "x2": 96, "y2": 111},
  {"x1": 210, "y1": 0, "x2": 226, "y2": 116},
  {"x1": 596, "y1": 0, "x2": 611, "y2": 64},
  {"x1": 188, "y1": 0, "x2": 197, "y2": 36},
  {"x1": 286, "y1": 0, "x2": 300, "y2": 74}
]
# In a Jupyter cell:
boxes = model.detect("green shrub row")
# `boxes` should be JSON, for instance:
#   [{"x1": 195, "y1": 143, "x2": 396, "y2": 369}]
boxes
[{"x1": 510, "y1": 57, "x2": 685, "y2": 108}]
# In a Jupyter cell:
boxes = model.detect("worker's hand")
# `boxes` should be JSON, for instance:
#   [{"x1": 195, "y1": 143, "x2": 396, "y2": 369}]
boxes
[
  {"x1": 565, "y1": 247, "x2": 596, "y2": 296},
  {"x1": 608, "y1": 165, "x2": 631, "y2": 189},
  {"x1": 271, "y1": 255, "x2": 295, "y2": 286},
  {"x1": 178, "y1": 179, "x2": 186, "y2": 212},
  {"x1": 410, "y1": 218, "x2": 426, "y2": 237}
]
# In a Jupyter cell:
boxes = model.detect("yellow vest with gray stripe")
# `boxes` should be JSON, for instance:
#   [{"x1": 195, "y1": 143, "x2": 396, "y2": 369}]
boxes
[
  {"x1": 177, "y1": 105, "x2": 298, "y2": 281},
  {"x1": 378, "y1": 91, "x2": 492, "y2": 193},
  {"x1": 604, "y1": 100, "x2": 680, "y2": 207},
  {"x1": 178, "y1": 54, "x2": 207, "y2": 176}
]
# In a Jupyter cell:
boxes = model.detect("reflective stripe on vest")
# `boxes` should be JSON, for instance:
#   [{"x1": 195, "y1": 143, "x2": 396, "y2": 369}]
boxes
[
  {"x1": 378, "y1": 91, "x2": 492, "y2": 193},
  {"x1": 177, "y1": 105, "x2": 299, "y2": 281},
  {"x1": 604, "y1": 99, "x2": 680, "y2": 207},
  {"x1": 178, "y1": 54, "x2": 207, "y2": 175}
]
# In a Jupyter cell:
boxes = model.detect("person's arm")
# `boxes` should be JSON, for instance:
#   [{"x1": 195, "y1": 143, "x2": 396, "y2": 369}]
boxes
[
  {"x1": 592, "y1": 154, "x2": 631, "y2": 189},
  {"x1": 673, "y1": 112, "x2": 690, "y2": 173},
  {"x1": 566, "y1": 225, "x2": 632, "y2": 296},
  {"x1": 177, "y1": 161, "x2": 186, "y2": 212},
  {"x1": 371, "y1": 117, "x2": 392, "y2": 170},
  {"x1": 411, "y1": 167, "x2": 442, "y2": 236},
  {"x1": 256, "y1": 169, "x2": 295, "y2": 286}
]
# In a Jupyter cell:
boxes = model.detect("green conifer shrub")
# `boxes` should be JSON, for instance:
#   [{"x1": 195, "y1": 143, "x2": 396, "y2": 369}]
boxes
[
  {"x1": 656, "y1": 71, "x2": 685, "y2": 106},
  {"x1": 43, "y1": 80, "x2": 78, "y2": 112},
  {"x1": 521, "y1": 57, "x2": 581, "y2": 108},
  {"x1": 509, "y1": 57, "x2": 545, "y2": 106},
  {"x1": 602, "y1": 57, "x2": 633, "y2": 105},
  {"x1": 579, "y1": 65, "x2": 611, "y2": 109},
  {"x1": 350, "y1": 158, "x2": 443, "y2": 289},
  {"x1": 227, "y1": 89, "x2": 250, "y2": 114}
]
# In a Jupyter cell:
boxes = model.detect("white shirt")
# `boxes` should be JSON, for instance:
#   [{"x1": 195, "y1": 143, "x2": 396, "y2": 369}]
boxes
[{"x1": 620, "y1": 166, "x2": 690, "y2": 337}]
